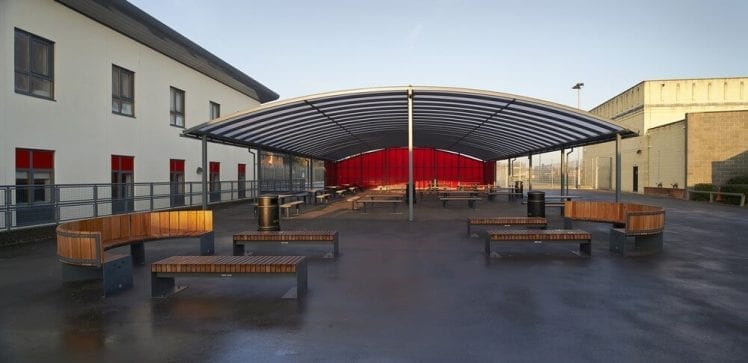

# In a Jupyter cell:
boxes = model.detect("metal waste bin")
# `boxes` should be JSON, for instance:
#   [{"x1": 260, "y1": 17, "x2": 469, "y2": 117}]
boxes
[
  {"x1": 527, "y1": 191, "x2": 545, "y2": 217},
  {"x1": 257, "y1": 195, "x2": 280, "y2": 231}
]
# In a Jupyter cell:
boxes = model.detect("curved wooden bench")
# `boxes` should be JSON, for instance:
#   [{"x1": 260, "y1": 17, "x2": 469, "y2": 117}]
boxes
[
  {"x1": 563, "y1": 201, "x2": 665, "y2": 256},
  {"x1": 56, "y1": 210, "x2": 214, "y2": 296}
]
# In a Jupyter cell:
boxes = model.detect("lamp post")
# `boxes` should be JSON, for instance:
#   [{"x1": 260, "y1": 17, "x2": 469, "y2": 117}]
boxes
[{"x1": 572, "y1": 82, "x2": 584, "y2": 190}]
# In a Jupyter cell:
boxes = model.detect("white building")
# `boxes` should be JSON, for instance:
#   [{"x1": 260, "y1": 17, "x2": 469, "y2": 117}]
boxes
[{"x1": 0, "y1": 0, "x2": 278, "y2": 227}]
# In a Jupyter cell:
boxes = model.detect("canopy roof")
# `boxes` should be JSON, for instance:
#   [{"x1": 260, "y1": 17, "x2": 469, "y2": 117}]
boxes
[{"x1": 184, "y1": 86, "x2": 634, "y2": 161}]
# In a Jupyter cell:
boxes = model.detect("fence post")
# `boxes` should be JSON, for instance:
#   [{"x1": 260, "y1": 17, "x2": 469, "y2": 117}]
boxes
[
  {"x1": 93, "y1": 185, "x2": 98, "y2": 217},
  {"x1": 54, "y1": 185, "x2": 60, "y2": 223},
  {"x1": 150, "y1": 183, "x2": 154, "y2": 211},
  {"x1": 5, "y1": 187, "x2": 11, "y2": 232},
  {"x1": 189, "y1": 182, "x2": 193, "y2": 206}
]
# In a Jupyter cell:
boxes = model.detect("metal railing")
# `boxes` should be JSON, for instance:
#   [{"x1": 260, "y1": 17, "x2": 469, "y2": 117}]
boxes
[{"x1": 1, "y1": 179, "x2": 313, "y2": 232}]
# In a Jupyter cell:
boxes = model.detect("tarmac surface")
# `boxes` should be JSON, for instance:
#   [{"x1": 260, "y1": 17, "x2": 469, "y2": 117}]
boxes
[{"x1": 0, "y1": 190, "x2": 746, "y2": 362}]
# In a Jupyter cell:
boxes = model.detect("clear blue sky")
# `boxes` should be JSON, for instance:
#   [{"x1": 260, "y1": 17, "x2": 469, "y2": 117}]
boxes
[{"x1": 131, "y1": 0, "x2": 747, "y2": 109}]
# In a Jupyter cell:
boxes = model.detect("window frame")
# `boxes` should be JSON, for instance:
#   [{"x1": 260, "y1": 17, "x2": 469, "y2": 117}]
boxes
[
  {"x1": 15, "y1": 148, "x2": 55, "y2": 205},
  {"x1": 170, "y1": 86, "x2": 186, "y2": 128},
  {"x1": 210, "y1": 101, "x2": 221, "y2": 120},
  {"x1": 14, "y1": 28, "x2": 55, "y2": 100},
  {"x1": 112, "y1": 64, "x2": 135, "y2": 117}
]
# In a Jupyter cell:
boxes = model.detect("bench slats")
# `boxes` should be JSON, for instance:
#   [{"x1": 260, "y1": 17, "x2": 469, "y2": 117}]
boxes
[
  {"x1": 152, "y1": 255, "x2": 304, "y2": 274},
  {"x1": 233, "y1": 231, "x2": 337, "y2": 241},
  {"x1": 487, "y1": 229, "x2": 591, "y2": 241},
  {"x1": 469, "y1": 217, "x2": 547, "y2": 226}
]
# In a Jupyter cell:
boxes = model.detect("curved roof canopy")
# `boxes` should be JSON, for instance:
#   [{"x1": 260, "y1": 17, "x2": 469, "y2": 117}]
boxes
[{"x1": 184, "y1": 86, "x2": 634, "y2": 161}]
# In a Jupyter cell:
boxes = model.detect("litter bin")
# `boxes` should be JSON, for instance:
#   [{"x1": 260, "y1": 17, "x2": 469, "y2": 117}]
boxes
[
  {"x1": 257, "y1": 194, "x2": 280, "y2": 231},
  {"x1": 527, "y1": 191, "x2": 545, "y2": 217}
]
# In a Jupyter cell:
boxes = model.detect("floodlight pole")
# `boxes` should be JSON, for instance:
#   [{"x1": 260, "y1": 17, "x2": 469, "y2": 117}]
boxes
[{"x1": 407, "y1": 86, "x2": 414, "y2": 221}]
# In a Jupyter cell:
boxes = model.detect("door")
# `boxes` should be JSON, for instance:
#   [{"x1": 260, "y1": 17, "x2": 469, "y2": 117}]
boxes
[
  {"x1": 170, "y1": 159, "x2": 185, "y2": 207},
  {"x1": 633, "y1": 166, "x2": 639, "y2": 193}
]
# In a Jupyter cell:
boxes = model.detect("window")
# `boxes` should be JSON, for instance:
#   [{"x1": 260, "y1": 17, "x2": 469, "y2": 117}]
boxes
[
  {"x1": 16, "y1": 148, "x2": 54, "y2": 204},
  {"x1": 170, "y1": 87, "x2": 185, "y2": 127},
  {"x1": 112, "y1": 65, "x2": 134, "y2": 116},
  {"x1": 170, "y1": 159, "x2": 185, "y2": 207},
  {"x1": 209, "y1": 162, "x2": 221, "y2": 202},
  {"x1": 14, "y1": 28, "x2": 54, "y2": 99},
  {"x1": 210, "y1": 101, "x2": 220, "y2": 120},
  {"x1": 238, "y1": 163, "x2": 246, "y2": 198},
  {"x1": 111, "y1": 155, "x2": 134, "y2": 214}
]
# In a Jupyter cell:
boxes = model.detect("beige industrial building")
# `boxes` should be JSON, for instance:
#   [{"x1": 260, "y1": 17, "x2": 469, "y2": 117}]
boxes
[{"x1": 583, "y1": 77, "x2": 748, "y2": 192}]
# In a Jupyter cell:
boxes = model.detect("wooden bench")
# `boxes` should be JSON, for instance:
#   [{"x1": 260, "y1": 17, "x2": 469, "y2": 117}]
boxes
[
  {"x1": 440, "y1": 197, "x2": 482, "y2": 208},
  {"x1": 316, "y1": 193, "x2": 330, "y2": 203},
  {"x1": 485, "y1": 229, "x2": 592, "y2": 258},
  {"x1": 151, "y1": 255, "x2": 307, "y2": 299},
  {"x1": 563, "y1": 201, "x2": 665, "y2": 256},
  {"x1": 233, "y1": 230, "x2": 339, "y2": 258},
  {"x1": 347, "y1": 196, "x2": 361, "y2": 209},
  {"x1": 279, "y1": 200, "x2": 304, "y2": 217},
  {"x1": 466, "y1": 217, "x2": 547, "y2": 236},
  {"x1": 357, "y1": 199, "x2": 402, "y2": 213},
  {"x1": 56, "y1": 210, "x2": 214, "y2": 296}
]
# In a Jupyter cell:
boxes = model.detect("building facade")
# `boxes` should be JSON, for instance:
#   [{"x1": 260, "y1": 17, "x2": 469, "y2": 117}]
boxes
[
  {"x1": 583, "y1": 78, "x2": 748, "y2": 192},
  {"x1": 1, "y1": 0, "x2": 278, "y2": 227}
]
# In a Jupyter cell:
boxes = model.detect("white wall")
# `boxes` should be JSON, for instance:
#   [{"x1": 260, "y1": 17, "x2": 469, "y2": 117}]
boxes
[{"x1": 0, "y1": 0, "x2": 265, "y2": 186}]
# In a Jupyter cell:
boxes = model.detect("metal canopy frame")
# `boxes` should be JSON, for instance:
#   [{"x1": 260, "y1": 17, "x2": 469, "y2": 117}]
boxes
[
  {"x1": 184, "y1": 86, "x2": 635, "y2": 218},
  {"x1": 184, "y1": 86, "x2": 634, "y2": 162}
]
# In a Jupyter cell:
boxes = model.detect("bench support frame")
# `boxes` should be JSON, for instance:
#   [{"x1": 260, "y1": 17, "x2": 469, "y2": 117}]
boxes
[
  {"x1": 609, "y1": 229, "x2": 663, "y2": 256},
  {"x1": 61, "y1": 254, "x2": 134, "y2": 296}
]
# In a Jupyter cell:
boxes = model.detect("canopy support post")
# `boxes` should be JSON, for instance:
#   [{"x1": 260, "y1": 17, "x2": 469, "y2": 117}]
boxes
[
  {"x1": 616, "y1": 133, "x2": 622, "y2": 202},
  {"x1": 528, "y1": 154, "x2": 533, "y2": 191},
  {"x1": 201, "y1": 135, "x2": 208, "y2": 210},
  {"x1": 407, "y1": 87, "x2": 414, "y2": 222}
]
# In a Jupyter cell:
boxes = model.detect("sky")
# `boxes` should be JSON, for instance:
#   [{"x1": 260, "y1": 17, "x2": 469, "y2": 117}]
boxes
[{"x1": 130, "y1": 0, "x2": 748, "y2": 110}]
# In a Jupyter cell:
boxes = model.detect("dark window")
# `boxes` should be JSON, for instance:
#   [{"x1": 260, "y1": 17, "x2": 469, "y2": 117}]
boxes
[
  {"x1": 111, "y1": 155, "x2": 134, "y2": 214},
  {"x1": 209, "y1": 162, "x2": 221, "y2": 202},
  {"x1": 15, "y1": 148, "x2": 54, "y2": 204},
  {"x1": 238, "y1": 163, "x2": 246, "y2": 198},
  {"x1": 210, "y1": 101, "x2": 220, "y2": 120},
  {"x1": 170, "y1": 87, "x2": 185, "y2": 127},
  {"x1": 14, "y1": 28, "x2": 54, "y2": 99},
  {"x1": 112, "y1": 65, "x2": 134, "y2": 116},
  {"x1": 170, "y1": 159, "x2": 185, "y2": 207}
]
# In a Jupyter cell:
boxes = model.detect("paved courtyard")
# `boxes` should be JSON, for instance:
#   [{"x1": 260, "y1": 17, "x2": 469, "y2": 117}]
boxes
[{"x1": 0, "y1": 190, "x2": 746, "y2": 362}]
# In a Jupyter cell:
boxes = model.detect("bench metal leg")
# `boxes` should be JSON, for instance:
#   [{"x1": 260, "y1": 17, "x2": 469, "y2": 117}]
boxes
[
  {"x1": 296, "y1": 260, "x2": 308, "y2": 298},
  {"x1": 468, "y1": 200, "x2": 476, "y2": 208},
  {"x1": 61, "y1": 263, "x2": 102, "y2": 282},
  {"x1": 200, "y1": 232, "x2": 215, "y2": 255},
  {"x1": 563, "y1": 218, "x2": 574, "y2": 230},
  {"x1": 151, "y1": 272, "x2": 177, "y2": 298},
  {"x1": 467, "y1": 222, "x2": 471, "y2": 237},
  {"x1": 233, "y1": 242, "x2": 245, "y2": 256},
  {"x1": 131, "y1": 242, "x2": 145, "y2": 265},
  {"x1": 609, "y1": 230, "x2": 663, "y2": 256},
  {"x1": 579, "y1": 241, "x2": 592, "y2": 257},
  {"x1": 102, "y1": 255, "x2": 133, "y2": 296}
]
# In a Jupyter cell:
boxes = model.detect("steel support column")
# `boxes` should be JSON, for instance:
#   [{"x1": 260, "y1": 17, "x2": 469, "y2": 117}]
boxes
[
  {"x1": 407, "y1": 87, "x2": 414, "y2": 221},
  {"x1": 201, "y1": 135, "x2": 208, "y2": 210},
  {"x1": 616, "y1": 133, "x2": 622, "y2": 202},
  {"x1": 560, "y1": 149, "x2": 566, "y2": 195},
  {"x1": 528, "y1": 154, "x2": 533, "y2": 191}
]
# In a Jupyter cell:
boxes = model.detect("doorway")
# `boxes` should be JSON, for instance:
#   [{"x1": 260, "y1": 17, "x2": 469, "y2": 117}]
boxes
[{"x1": 632, "y1": 166, "x2": 639, "y2": 192}]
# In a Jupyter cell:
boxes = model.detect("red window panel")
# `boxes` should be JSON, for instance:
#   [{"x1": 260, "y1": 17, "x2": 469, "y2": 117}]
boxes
[
  {"x1": 16, "y1": 148, "x2": 54, "y2": 169},
  {"x1": 16, "y1": 149, "x2": 30, "y2": 169},
  {"x1": 209, "y1": 162, "x2": 220, "y2": 173},
  {"x1": 238, "y1": 163, "x2": 246, "y2": 175},
  {"x1": 170, "y1": 159, "x2": 185, "y2": 172},
  {"x1": 112, "y1": 155, "x2": 134, "y2": 171}
]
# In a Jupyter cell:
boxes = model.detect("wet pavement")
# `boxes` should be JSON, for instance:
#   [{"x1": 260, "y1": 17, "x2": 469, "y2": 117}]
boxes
[{"x1": 1, "y1": 190, "x2": 746, "y2": 362}]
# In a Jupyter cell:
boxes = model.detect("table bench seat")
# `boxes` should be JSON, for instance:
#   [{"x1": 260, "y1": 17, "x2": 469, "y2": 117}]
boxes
[
  {"x1": 485, "y1": 229, "x2": 592, "y2": 257},
  {"x1": 467, "y1": 217, "x2": 547, "y2": 236},
  {"x1": 233, "y1": 230, "x2": 339, "y2": 258},
  {"x1": 357, "y1": 199, "x2": 402, "y2": 213},
  {"x1": 279, "y1": 200, "x2": 304, "y2": 217},
  {"x1": 151, "y1": 255, "x2": 307, "y2": 299}
]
